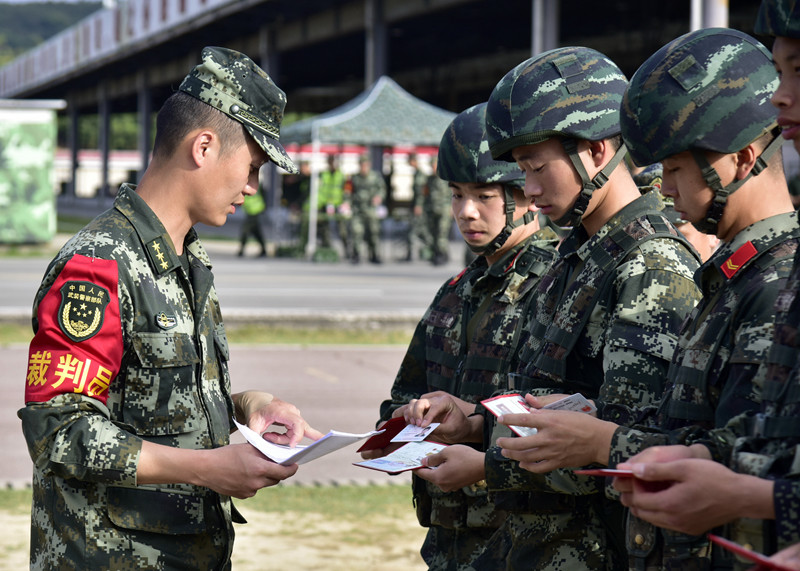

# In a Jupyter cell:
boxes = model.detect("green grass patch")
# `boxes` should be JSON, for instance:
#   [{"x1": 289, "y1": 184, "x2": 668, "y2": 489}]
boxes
[
  {"x1": 0, "y1": 323, "x2": 410, "y2": 347},
  {"x1": 0, "y1": 489, "x2": 31, "y2": 515},
  {"x1": 242, "y1": 484, "x2": 412, "y2": 518},
  {"x1": 224, "y1": 324, "x2": 411, "y2": 345}
]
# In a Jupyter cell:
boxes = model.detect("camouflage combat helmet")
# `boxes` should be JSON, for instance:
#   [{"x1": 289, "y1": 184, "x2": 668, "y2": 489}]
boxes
[
  {"x1": 437, "y1": 102, "x2": 535, "y2": 256},
  {"x1": 755, "y1": 0, "x2": 800, "y2": 38},
  {"x1": 179, "y1": 46, "x2": 298, "y2": 174},
  {"x1": 486, "y1": 47, "x2": 630, "y2": 227},
  {"x1": 621, "y1": 28, "x2": 781, "y2": 235}
]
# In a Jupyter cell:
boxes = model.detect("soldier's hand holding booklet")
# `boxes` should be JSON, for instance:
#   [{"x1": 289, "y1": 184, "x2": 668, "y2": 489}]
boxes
[
  {"x1": 353, "y1": 416, "x2": 448, "y2": 474},
  {"x1": 481, "y1": 392, "x2": 597, "y2": 436}
]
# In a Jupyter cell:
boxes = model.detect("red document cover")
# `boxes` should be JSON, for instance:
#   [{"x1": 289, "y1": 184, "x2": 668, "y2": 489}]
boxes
[{"x1": 356, "y1": 416, "x2": 405, "y2": 452}]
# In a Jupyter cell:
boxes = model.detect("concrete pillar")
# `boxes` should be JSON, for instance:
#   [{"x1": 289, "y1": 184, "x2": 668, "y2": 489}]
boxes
[
  {"x1": 67, "y1": 98, "x2": 79, "y2": 199},
  {"x1": 137, "y1": 70, "x2": 151, "y2": 182},
  {"x1": 364, "y1": 0, "x2": 387, "y2": 88},
  {"x1": 691, "y1": 0, "x2": 728, "y2": 30},
  {"x1": 532, "y1": 0, "x2": 559, "y2": 56},
  {"x1": 98, "y1": 82, "x2": 111, "y2": 201}
]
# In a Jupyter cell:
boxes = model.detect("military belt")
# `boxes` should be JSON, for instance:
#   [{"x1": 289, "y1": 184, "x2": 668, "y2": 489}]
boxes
[{"x1": 749, "y1": 412, "x2": 800, "y2": 438}]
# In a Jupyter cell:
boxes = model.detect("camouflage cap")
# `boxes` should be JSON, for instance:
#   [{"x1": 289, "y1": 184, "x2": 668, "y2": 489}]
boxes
[
  {"x1": 437, "y1": 102, "x2": 525, "y2": 187},
  {"x1": 179, "y1": 46, "x2": 298, "y2": 174},
  {"x1": 486, "y1": 47, "x2": 629, "y2": 162},
  {"x1": 755, "y1": 0, "x2": 800, "y2": 38},
  {"x1": 621, "y1": 28, "x2": 778, "y2": 166}
]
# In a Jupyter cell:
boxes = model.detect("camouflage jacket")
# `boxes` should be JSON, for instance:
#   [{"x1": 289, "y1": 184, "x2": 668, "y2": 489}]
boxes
[
  {"x1": 349, "y1": 170, "x2": 386, "y2": 212},
  {"x1": 607, "y1": 210, "x2": 800, "y2": 569},
  {"x1": 727, "y1": 211, "x2": 800, "y2": 557},
  {"x1": 19, "y1": 184, "x2": 237, "y2": 571},
  {"x1": 479, "y1": 190, "x2": 701, "y2": 570},
  {"x1": 379, "y1": 227, "x2": 559, "y2": 530}
]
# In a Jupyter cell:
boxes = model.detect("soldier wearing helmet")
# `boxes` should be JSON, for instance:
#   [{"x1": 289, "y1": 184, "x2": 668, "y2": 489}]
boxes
[
  {"x1": 408, "y1": 47, "x2": 702, "y2": 570},
  {"x1": 366, "y1": 103, "x2": 559, "y2": 570},
  {"x1": 566, "y1": 26, "x2": 800, "y2": 569}
]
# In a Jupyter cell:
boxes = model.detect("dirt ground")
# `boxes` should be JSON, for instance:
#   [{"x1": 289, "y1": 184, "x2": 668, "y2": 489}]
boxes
[{"x1": 0, "y1": 505, "x2": 428, "y2": 570}]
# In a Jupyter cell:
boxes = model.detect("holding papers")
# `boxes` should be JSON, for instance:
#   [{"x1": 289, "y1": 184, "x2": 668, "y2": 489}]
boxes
[{"x1": 234, "y1": 418, "x2": 382, "y2": 466}]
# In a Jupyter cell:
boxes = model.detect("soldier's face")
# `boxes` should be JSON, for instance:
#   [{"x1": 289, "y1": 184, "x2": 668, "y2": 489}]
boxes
[
  {"x1": 772, "y1": 36, "x2": 800, "y2": 155},
  {"x1": 451, "y1": 181, "x2": 533, "y2": 252},
  {"x1": 512, "y1": 139, "x2": 583, "y2": 222},
  {"x1": 661, "y1": 151, "x2": 717, "y2": 228},
  {"x1": 197, "y1": 136, "x2": 266, "y2": 227}
]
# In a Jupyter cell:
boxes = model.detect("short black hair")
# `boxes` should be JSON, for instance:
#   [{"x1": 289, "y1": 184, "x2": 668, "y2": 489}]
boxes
[{"x1": 152, "y1": 91, "x2": 248, "y2": 160}]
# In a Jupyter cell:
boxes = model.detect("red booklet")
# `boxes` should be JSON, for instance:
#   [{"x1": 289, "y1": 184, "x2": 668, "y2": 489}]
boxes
[
  {"x1": 708, "y1": 534, "x2": 792, "y2": 570},
  {"x1": 356, "y1": 416, "x2": 405, "y2": 453}
]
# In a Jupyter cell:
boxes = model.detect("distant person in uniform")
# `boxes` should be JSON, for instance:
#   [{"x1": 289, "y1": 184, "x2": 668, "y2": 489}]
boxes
[
  {"x1": 238, "y1": 185, "x2": 268, "y2": 257},
  {"x1": 347, "y1": 154, "x2": 386, "y2": 264},
  {"x1": 319, "y1": 154, "x2": 349, "y2": 255},
  {"x1": 19, "y1": 46, "x2": 322, "y2": 570},
  {"x1": 405, "y1": 153, "x2": 430, "y2": 262},
  {"x1": 425, "y1": 156, "x2": 453, "y2": 266}
]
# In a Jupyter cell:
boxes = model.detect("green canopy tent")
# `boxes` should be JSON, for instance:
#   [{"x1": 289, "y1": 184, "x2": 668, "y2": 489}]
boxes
[{"x1": 280, "y1": 76, "x2": 456, "y2": 257}]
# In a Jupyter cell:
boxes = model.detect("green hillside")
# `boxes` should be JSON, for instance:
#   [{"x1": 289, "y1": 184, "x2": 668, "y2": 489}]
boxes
[{"x1": 0, "y1": 1, "x2": 102, "y2": 66}]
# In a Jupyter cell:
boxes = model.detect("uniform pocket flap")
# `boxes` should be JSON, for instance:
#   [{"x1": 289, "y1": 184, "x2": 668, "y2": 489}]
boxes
[{"x1": 107, "y1": 487, "x2": 205, "y2": 535}]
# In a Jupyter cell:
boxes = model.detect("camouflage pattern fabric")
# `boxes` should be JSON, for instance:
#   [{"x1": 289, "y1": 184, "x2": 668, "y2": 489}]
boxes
[
  {"x1": 755, "y1": 0, "x2": 800, "y2": 39},
  {"x1": 380, "y1": 229, "x2": 559, "y2": 570},
  {"x1": 726, "y1": 212, "x2": 800, "y2": 557},
  {"x1": 406, "y1": 167, "x2": 431, "y2": 259},
  {"x1": 0, "y1": 109, "x2": 57, "y2": 244},
  {"x1": 607, "y1": 211, "x2": 800, "y2": 569},
  {"x1": 19, "y1": 184, "x2": 238, "y2": 571},
  {"x1": 479, "y1": 190, "x2": 702, "y2": 570},
  {"x1": 179, "y1": 46, "x2": 297, "y2": 174},
  {"x1": 348, "y1": 169, "x2": 386, "y2": 261},
  {"x1": 621, "y1": 29, "x2": 778, "y2": 167},
  {"x1": 485, "y1": 46, "x2": 628, "y2": 163}
]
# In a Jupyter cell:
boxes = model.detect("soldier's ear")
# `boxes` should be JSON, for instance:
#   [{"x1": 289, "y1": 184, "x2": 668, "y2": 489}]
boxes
[{"x1": 190, "y1": 130, "x2": 216, "y2": 167}]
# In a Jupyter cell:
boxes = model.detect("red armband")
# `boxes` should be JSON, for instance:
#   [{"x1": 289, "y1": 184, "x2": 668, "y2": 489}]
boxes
[{"x1": 24, "y1": 255, "x2": 123, "y2": 405}]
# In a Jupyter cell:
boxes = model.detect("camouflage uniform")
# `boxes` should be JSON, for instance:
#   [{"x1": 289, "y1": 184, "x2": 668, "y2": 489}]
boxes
[
  {"x1": 378, "y1": 102, "x2": 558, "y2": 570},
  {"x1": 608, "y1": 212, "x2": 800, "y2": 569},
  {"x1": 608, "y1": 28, "x2": 791, "y2": 569},
  {"x1": 348, "y1": 167, "x2": 386, "y2": 262},
  {"x1": 717, "y1": 2, "x2": 800, "y2": 563},
  {"x1": 405, "y1": 161, "x2": 431, "y2": 260},
  {"x1": 19, "y1": 46, "x2": 298, "y2": 571},
  {"x1": 474, "y1": 190, "x2": 702, "y2": 570},
  {"x1": 20, "y1": 185, "x2": 238, "y2": 570}
]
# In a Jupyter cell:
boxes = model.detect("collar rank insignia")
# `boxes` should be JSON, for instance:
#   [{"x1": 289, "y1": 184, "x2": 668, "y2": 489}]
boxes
[
  {"x1": 449, "y1": 268, "x2": 468, "y2": 286},
  {"x1": 58, "y1": 280, "x2": 111, "y2": 342},
  {"x1": 721, "y1": 241, "x2": 757, "y2": 280},
  {"x1": 155, "y1": 311, "x2": 178, "y2": 330}
]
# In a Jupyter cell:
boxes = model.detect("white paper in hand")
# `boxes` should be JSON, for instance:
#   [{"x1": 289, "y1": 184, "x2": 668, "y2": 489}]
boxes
[{"x1": 234, "y1": 418, "x2": 382, "y2": 466}]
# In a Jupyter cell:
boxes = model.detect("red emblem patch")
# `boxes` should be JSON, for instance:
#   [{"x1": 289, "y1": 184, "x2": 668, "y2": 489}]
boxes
[{"x1": 721, "y1": 241, "x2": 757, "y2": 280}]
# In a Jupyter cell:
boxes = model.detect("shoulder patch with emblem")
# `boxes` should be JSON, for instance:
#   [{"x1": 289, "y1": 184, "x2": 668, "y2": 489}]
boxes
[{"x1": 58, "y1": 280, "x2": 111, "y2": 342}]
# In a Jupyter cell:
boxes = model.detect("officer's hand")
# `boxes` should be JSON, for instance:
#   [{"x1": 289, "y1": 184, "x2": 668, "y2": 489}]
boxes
[
  {"x1": 394, "y1": 394, "x2": 476, "y2": 444},
  {"x1": 614, "y1": 444, "x2": 710, "y2": 494},
  {"x1": 239, "y1": 393, "x2": 324, "y2": 447},
  {"x1": 200, "y1": 443, "x2": 298, "y2": 499},
  {"x1": 420, "y1": 391, "x2": 475, "y2": 417},
  {"x1": 415, "y1": 445, "x2": 486, "y2": 493}
]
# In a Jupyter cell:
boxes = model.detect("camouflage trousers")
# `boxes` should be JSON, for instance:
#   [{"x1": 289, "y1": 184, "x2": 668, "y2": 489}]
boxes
[
  {"x1": 466, "y1": 508, "x2": 626, "y2": 570},
  {"x1": 421, "y1": 526, "x2": 499, "y2": 571}
]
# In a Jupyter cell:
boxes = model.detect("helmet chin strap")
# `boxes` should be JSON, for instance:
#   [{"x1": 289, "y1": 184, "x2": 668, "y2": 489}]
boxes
[
  {"x1": 555, "y1": 138, "x2": 628, "y2": 228},
  {"x1": 690, "y1": 127, "x2": 783, "y2": 235},
  {"x1": 468, "y1": 186, "x2": 537, "y2": 257}
]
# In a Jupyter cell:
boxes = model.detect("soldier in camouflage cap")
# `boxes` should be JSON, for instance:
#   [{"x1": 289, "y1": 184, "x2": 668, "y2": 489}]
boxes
[
  {"x1": 591, "y1": 28, "x2": 800, "y2": 569},
  {"x1": 368, "y1": 103, "x2": 559, "y2": 570},
  {"x1": 18, "y1": 46, "x2": 321, "y2": 570},
  {"x1": 407, "y1": 49, "x2": 702, "y2": 569},
  {"x1": 179, "y1": 46, "x2": 298, "y2": 174}
]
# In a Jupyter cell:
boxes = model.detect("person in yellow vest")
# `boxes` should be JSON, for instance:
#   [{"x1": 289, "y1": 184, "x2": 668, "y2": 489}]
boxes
[
  {"x1": 238, "y1": 186, "x2": 268, "y2": 257},
  {"x1": 319, "y1": 154, "x2": 350, "y2": 255}
]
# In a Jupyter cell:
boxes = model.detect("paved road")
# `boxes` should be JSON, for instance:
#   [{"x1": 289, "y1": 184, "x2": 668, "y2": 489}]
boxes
[{"x1": 2, "y1": 235, "x2": 468, "y2": 487}]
